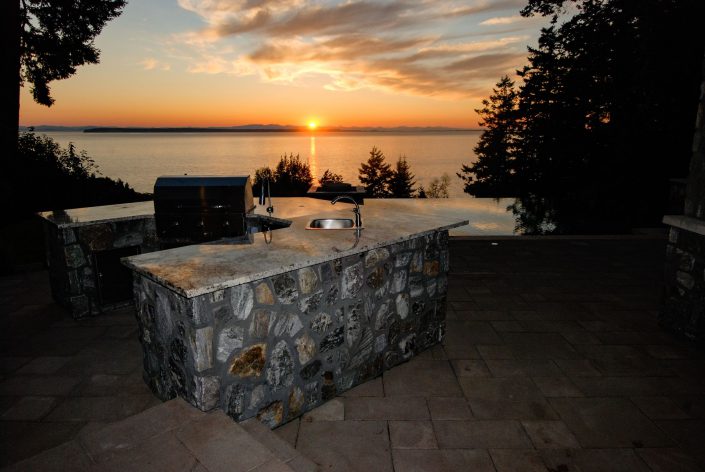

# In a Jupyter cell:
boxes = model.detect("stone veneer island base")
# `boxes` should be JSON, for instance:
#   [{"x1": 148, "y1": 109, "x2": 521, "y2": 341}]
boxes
[
  {"x1": 133, "y1": 231, "x2": 448, "y2": 427},
  {"x1": 39, "y1": 202, "x2": 156, "y2": 318},
  {"x1": 124, "y1": 203, "x2": 466, "y2": 427}
]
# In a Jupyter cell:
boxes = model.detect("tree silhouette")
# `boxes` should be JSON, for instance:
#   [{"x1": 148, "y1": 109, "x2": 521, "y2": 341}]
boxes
[
  {"x1": 254, "y1": 153, "x2": 313, "y2": 197},
  {"x1": 2, "y1": 0, "x2": 126, "y2": 162},
  {"x1": 517, "y1": 0, "x2": 704, "y2": 231},
  {"x1": 359, "y1": 146, "x2": 394, "y2": 197},
  {"x1": 466, "y1": 0, "x2": 704, "y2": 232},
  {"x1": 10, "y1": 132, "x2": 148, "y2": 218},
  {"x1": 458, "y1": 76, "x2": 519, "y2": 197},
  {"x1": 426, "y1": 174, "x2": 451, "y2": 198},
  {"x1": 389, "y1": 156, "x2": 416, "y2": 198},
  {"x1": 320, "y1": 169, "x2": 344, "y2": 185}
]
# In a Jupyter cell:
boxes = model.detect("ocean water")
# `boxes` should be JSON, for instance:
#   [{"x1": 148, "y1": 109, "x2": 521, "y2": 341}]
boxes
[{"x1": 40, "y1": 131, "x2": 481, "y2": 196}]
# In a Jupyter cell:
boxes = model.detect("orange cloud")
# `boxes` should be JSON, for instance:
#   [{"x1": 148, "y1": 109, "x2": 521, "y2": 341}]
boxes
[{"x1": 174, "y1": 0, "x2": 534, "y2": 100}]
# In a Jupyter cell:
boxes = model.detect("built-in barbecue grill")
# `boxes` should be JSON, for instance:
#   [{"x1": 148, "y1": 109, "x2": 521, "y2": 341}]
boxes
[{"x1": 154, "y1": 176, "x2": 255, "y2": 245}]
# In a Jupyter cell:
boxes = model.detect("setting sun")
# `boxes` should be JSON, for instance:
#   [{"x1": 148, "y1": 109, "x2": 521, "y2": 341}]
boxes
[{"x1": 308, "y1": 121, "x2": 317, "y2": 130}]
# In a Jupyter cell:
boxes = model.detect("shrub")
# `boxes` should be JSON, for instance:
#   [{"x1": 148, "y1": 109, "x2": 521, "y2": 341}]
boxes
[
  {"x1": 4, "y1": 132, "x2": 149, "y2": 220},
  {"x1": 425, "y1": 173, "x2": 451, "y2": 198},
  {"x1": 319, "y1": 169, "x2": 344, "y2": 185},
  {"x1": 253, "y1": 153, "x2": 313, "y2": 197}
]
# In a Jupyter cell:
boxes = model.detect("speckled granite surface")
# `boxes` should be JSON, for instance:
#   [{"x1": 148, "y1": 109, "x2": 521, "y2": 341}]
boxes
[
  {"x1": 123, "y1": 203, "x2": 467, "y2": 298},
  {"x1": 38, "y1": 201, "x2": 155, "y2": 228},
  {"x1": 38, "y1": 197, "x2": 516, "y2": 235}
]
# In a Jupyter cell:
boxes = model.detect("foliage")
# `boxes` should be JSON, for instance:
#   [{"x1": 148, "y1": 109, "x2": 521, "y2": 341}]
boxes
[
  {"x1": 20, "y1": 0, "x2": 127, "y2": 106},
  {"x1": 462, "y1": 0, "x2": 704, "y2": 232},
  {"x1": 253, "y1": 153, "x2": 314, "y2": 197},
  {"x1": 358, "y1": 146, "x2": 394, "y2": 197},
  {"x1": 426, "y1": 174, "x2": 451, "y2": 198},
  {"x1": 254, "y1": 166, "x2": 275, "y2": 189},
  {"x1": 389, "y1": 156, "x2": 416, "y2": 198},
  {"x1": 458, "y1": 76, "x2": 519, "y2": 197},
  {"x1": 4, "y1": 132, "x2": 149, "y2": 220},
  {"x1": 320, "y1": 169, "x2": 344, "y2": 185}
]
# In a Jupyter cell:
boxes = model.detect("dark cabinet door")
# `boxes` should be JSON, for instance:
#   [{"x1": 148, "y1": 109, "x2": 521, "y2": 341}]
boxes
[{"x1": 92, "y1": 246, "x2": 140, "y2": 305}]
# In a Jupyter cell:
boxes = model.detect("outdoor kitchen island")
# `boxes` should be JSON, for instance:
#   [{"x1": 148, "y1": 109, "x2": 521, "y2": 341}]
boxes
[{"x1": 122, "y1": 203, "x2": 468, "y2": 428}]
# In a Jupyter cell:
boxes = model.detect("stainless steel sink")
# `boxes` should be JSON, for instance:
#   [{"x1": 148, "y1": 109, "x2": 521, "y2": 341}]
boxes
[{"x1": 306, "y1": 218, "x2": 360, "y2": 230}]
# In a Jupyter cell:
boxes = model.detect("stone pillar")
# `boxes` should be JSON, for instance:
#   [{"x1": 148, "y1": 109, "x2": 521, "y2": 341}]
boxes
[{"x1": 660, "y1": 51, "x2": 705, "y2": 344}]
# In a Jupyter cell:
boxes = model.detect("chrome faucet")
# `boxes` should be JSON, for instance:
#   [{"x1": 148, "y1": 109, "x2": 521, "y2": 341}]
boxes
[
  {"x1": 259, "y1": 178, "x2": 274, "y2": 216},
  {"x1": 331, "y1": 195, "x2": 362, "y2": 228}
]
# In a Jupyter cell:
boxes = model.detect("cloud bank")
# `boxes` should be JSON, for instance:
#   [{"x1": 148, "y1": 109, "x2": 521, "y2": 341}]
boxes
[{"x1": 174, "y1": 0, "x2": 533, "y2": 99}]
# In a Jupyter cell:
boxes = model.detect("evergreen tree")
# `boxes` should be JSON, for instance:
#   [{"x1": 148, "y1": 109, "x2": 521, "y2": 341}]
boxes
[
  {"x1": 358, "y1": 146, "x2": 393, "y2": 197},
  {"x1": 458, "y1": 76, "x2": 519, "y2": 197},
  {"x1": 514, "y1": 0, "x2": 704, "y2": 231},
  {"x1": 320, "y1": 169, "x2": 344, "y2": 185},
  {"x1": 468, "y1": 0, "x2": 704, "y2": 232},
  {"x1": 389, "y1": 155, "x2": 416, "y2": 198}
]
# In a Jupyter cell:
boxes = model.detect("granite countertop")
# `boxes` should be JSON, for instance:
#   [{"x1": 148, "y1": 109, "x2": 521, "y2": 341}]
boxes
[
  {"x1": 663, "y1": 214, "x2": 705, "y2": 236},
  {"x1": 123, "y1": 201, "x2": 468, "y2": 298},
  {"x1": 37, "y1": 197, "x2": 515, "y2": 235},
  {"x1": 36, "y1": 198, "x2": 335, "y2": 228},
  {"x1": 37, "y1": 201, "x2": 155, "y2": 228}
]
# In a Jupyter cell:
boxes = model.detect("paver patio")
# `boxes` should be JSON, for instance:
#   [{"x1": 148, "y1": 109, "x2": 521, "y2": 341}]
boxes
[{"x1": 1, "y1": 237, "x2": 704, "y2": 471}]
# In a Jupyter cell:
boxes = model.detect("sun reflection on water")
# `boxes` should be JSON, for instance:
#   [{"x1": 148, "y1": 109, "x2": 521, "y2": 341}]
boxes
[{"x1": 309, "y1": 136, "x2": 317, "y2": 183}]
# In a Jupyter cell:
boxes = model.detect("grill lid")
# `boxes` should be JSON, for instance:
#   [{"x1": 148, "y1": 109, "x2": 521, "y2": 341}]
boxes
[
  {"x1": 154, "y1": 176, "x2": 255, "y2": 212},
  {"x1": 153, "y1": 175, "x2": 255, "y2": 243}
]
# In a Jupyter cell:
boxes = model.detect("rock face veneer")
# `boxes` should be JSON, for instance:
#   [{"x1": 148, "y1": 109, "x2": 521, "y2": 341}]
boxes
[
  {"x1": 661, "y1": 225, "x2": 705, "y2": 344},
  {"x1": 43, "y1": 216, "x2": 158, "y2": 318},
  {"x1": 134, "y1": 230, "x2": 449, "y2": 427}
]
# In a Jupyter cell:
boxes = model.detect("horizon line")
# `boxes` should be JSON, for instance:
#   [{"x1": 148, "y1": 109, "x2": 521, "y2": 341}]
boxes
[{"x1": 20, "y1": 124, "x2": 483, "y2": 133}]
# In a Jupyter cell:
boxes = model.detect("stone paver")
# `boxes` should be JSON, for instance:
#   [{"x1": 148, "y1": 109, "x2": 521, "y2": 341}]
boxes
[
  {"x1": 540, "y1": 448, "x2": 651, "y2": 472},
  {"x1": 297, "y1": 420, "x2": 392, "y2": 472},
  {"x1": 636, "y1": 448, "x2": 704, "y2": 472},
  {"x1": 45, "y1": 394, "x2": 155, "y2": 423},
  {"x1": 531, "y1": 376, "x2": 583, "y2": 397},
  {"x1": 339, "y1": 377, "x2": 383, "y2": 397},
  {"x1": 274, "y1": 418, "x2": 300, "y2": 447},
  {"x1": 16, "y1": 356, "x2": 71, "y2": 374},
  {"x1": 433, "y1": 420, "x2": 533, "y2": 449},
  {"x1": 459, "y1": 376, "x2": 558, "y2": 420},
  {"x1": 484, "y1": 359, "x2": 563, "y2": 378},
  {"x1": 383, "y1": 359, "x2": 462, "y2": 397},
  {"x1": 301, "y1": 398, "x2": 344, "y2": 422},
  {"x1": 630, "y1": 396, "x2": 691, "y2": 420},
  {"x1": 553, "y1": 358, "x2": 602, "y2": 377},
  {"x1": 427, "y1": 397, "x2": 474, "y2": 420},
  {"x1": 344, "y1": 396, "x2": 429, "y2": 420},
  {"x1": 1, "y1": 396, "x2": 56, "y2": 421},
  {"x1": 549, "y1": 397, "x2": 673, "y2": 448},
  {"x1": 520, "y1": 420, "x2": 580, "y2": 449},
  {"x1": 389, "y1": 420, "x2": 437, "y2": 449},
  {"x1": 392, "y1": 449, "x2": 495, "y2": 472},
  {"x1": 451, "y1": 359, "x2": 491, "y2": 378},
  {"x1": 0, "y1": 375, "x2": 82, "y2": 396},
  {"x1": 476, "y1": 344, "x2": 515, "y2": 360},
  {"x1": 490, "y1": 448, "x2": 549, "y2": 472}
]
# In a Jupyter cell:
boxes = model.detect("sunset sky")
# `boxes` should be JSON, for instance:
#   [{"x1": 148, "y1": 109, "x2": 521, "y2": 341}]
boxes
[{"x1": 19, "y1": 0, "x2": 547, "y2": 129}]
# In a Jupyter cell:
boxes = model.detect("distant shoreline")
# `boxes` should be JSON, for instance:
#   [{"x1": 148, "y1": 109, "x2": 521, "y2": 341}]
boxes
[{"x1": 20, "y1": 125, "x2": 482, "y2": 134}]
